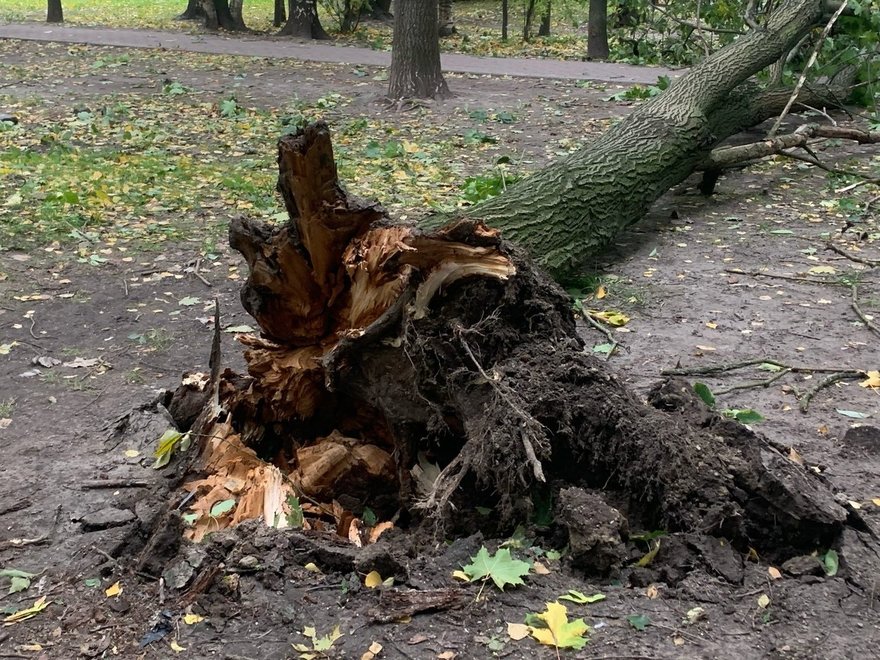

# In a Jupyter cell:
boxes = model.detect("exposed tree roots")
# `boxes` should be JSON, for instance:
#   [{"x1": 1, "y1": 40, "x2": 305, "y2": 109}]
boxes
[{"x1": 161, "y1": 123, "x2": 878, "y2": 579}]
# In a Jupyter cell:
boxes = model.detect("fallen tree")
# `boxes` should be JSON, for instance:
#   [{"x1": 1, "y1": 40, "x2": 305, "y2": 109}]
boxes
[{"x1": 165, "y1": 0, "x2": 879, "y2": 577}]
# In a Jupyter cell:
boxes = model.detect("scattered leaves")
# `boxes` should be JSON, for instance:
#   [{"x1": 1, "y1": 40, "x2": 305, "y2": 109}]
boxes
[
  {"x1": 3, "y1": 596, "x2": 49, "y2": 624},
  {"x1": 293, "y1": 625, "x2": 343, "y2": 660}
]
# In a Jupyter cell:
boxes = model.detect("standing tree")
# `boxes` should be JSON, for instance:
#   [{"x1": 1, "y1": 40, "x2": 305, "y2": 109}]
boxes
[
  {"x1": 166, "y1": 0, "x2": 880, "y2": 580},
  {"x1": 439, "y1": 0, "x2": 456, "y2": 36},
  {"x1": 502, "y1": 0, "x2": 509, "y2": 40},
  {"x1": 199, "y1": 0, "x2": 246, "y2": 31},
  {"x1": 538, "y1": 0, "x2": 551, "y2": 37},
  {"x1": 178, "y1": 0, "x2": 204, "y2": 20},
  {"x1": 274, "y1": 0, "x2": 286, "y2": 26},
  {"x1": 588, "y1": 0, "x2": 609, "y2": 58},
  {"x1": 388, "y1": 0, "x2": 450, "y2": 99},
  {"x1": 47, "y1": 0, "x2": 63, "y2": 23},
  {"x1": 279, "y1": 0, "x2": 329, "y2": 38}
]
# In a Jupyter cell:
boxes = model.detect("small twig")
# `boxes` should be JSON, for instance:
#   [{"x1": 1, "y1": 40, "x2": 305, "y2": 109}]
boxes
[
  {"x1": 191, "y1": 258, "x2": 212, "y2": 287},
  {"x1": 724, "y1": 268, "x2": 839, "y2": 286},
  {"x1": 0, "y1": 505, "x2": 61, "y2": 551},
  {"x1": 768, "y1": 0, "x2": 849, "y2": 137},
  {"x1": 798, "y1": 370, "x2": 865, "y2": 412},
  {"x1": 826, "y1": 243, "x2": 880, "y2": 267},
  {"x1": 158, "y1": 577, "x2": 165, "y2": 606},
  {"x1": 851, "y1": 283, "x2": 880, "y2": 338},
  {"x1": 91, "y1": 545, "x2": 118, "y2": 565},
  {"x1": 80, "y1": 479, "x2": 152, "y2": 490},
  {"x1": 796, "y1": 102, "x2": 837, "y2": 125},
  {"x1": 28, "y1": 315, "x2": 37, "y2": 339},
  {"x1": 713, "y1": 368, "x2": 791, "y2": 395},
  {"x1": 664, "y1": 359, "x2": 865, "y2": 377},
  {"x1": 581, "y1": 311, "x2": 619, "y2": 360},
  {"x1": 122, "y1": 278, "x2": 129, "y2": 297}
]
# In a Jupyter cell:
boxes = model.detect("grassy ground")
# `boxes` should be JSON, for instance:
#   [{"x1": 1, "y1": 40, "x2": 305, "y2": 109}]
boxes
[{"x1": 0, "y1": 0, "x2": 624, "y2": 61}]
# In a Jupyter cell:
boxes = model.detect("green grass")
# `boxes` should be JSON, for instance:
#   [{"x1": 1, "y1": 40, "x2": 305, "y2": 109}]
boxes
[{"x1": 0, "y1": 45, "x2": 497, "y2": 253}]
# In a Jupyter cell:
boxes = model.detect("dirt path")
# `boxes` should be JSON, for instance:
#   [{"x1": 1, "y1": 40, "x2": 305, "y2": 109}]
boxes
[{"x1": 0, "y1": 21, "x2": 682, "y2": 84}]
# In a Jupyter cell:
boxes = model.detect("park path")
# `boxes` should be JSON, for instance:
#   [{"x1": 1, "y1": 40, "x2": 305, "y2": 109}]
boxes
[{"x1": 0, "y1": 22, "x2": 681, "y2": 85}]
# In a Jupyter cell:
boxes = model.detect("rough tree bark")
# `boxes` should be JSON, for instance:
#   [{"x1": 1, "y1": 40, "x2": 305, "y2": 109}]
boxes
[
  {"x1": 364, "y1": 0, "x2": 392, "y2": 20},
  {"x1": 538, "y1": 0, "x2": 551, "y2": 37},
  {"x1": 178, "y1": 0, "x2": 205, "y2": 21},
  {"x1": 200, "y1": 0, "x2": 240, "y2": 31},
  {"x1": 439, "y1": 0, "x2": 456, "y2": 36},
  {"x1": 273, "y1": 0, "x2": 285, "y2": 27},
  {"x1": 587, "y1": 0, "x2": 609, "y2": 59},
  {"x1": 46, "y1": 0, "x2": 63, "y2": 23},
  {"x1": 501, "y1": 0, "x2": 509, "y2": 41},
  {"x1": 279, "y1": 0, "x2": 329, "y2": 38},
  {"x1": 388, "y1": 0, "x2": 450, "y2": 99},
  {"x1": 460, "y1": 0, "x2": 851, "y2": 280},
  {"x1": 170, "y1": 0, "x2": 878, "y2": 578}
]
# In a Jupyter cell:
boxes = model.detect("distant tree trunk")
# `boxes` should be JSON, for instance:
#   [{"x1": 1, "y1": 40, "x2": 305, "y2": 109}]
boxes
[
  {"x1": 388, "y1": 0, "x2": 450, "y2": 99},
  {"x1": 587, "y1": 0, "x2": 609, "y2": 59},
  {"x1": 439, "y1": 0, "x2": 456, "y2": 36},
  {"x1": 46, "y1": 0, "x2": 63, "y2": 23},
  {"x1": 538, "y1": 0, "x2": 551, "y2": 37},
  {"x1": 200, "y1": 0, "x2": 239, "y2": 30},
  {"x1": 229, "y1": 0, "x2": 247, "y2": 30},
  {"x1": 364, "y1": 0, "x2": 392, "y2": 20},
  {"x1": 273, "y1": 0, "x2": 286, "y2": 26},
  {"x1": 279, "y1": 0, "x2": 329, "y2": 38},
  {"x1": 178, "y1": 0, "x2": 204, "y2": 20},
  {"x1": 523, "y1": 0, "x2": 537, "y2": 41},
  {"x1": 502, "y1": 0, "x2": 509, "y2": 40}
]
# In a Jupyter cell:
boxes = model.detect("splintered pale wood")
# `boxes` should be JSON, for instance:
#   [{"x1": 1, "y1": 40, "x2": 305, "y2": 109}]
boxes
[{"x1": 185, "y1": 122, "x2": 515, "y2": 539}]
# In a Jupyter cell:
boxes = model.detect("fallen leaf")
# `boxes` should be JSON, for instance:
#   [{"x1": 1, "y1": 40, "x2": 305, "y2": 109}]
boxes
[
  {"x1": 123, "y1": 449, "x2": 140, "y2": 458},
  {"x1": 224, "y1": 324, "x2": 255, "y2": 333},
  {"x1": 589, "y1": 310, "x2": 630, "y2": 327},
  {"x1": 105, "y1": 582, "x2": 122, "y2": 598},
  {"x1": 361, "y1": 641, "x2": 383, "y2": 660},
  {"x1": 873, "y1": 498, "x2": 880, "y2": 507},
  {"x1": 820, "y1": 549, "x2": 839, "y2": 577},
  {"x1": 507, "y1": 622, "x2": 530, "y2": 640},
  {"x1": 757, "y1": 594, "x2": 770, "y2": 608},
  {"x1": 788, "y1": 447, "x2": 803, "y2": 464},
  {"x1": 460, "y1": 547, "x2": 531, "y2": 590},
  {"x1": 695, "y1": 345, "x2": 716, "y2": 352},
  {"x1": 705, "y1": 322, "x2": 717, "y2": 329},
  {"x1": 808, "y1": 265, "x2": 836, "y2": 275},
  {"x1": 170, "y1": 640, "x2": 186, "y2": 653},
  {"x1": 437, "y1": 652, "x2": 456, "y2": 660},
  {"x1": 532, "y1": 561, "x2": 550, "y2": 575},
  {"x1": 178, "y1": 296, "x2": 201, "y2": 306},
  {"x1": 3, "y1": 596, "x2": 49, "y2": 624},
  {"x1": 685, "y1": 607, "x2": 705, "y2": 624},
  {"x1": 627, "y1": 613, "x2": 650, "y2": 631},
  {"x1": 0, "y1": 342, "x2": 19, "y2": 355},
  {"x1": 364, "y1": 571, "x2": 383, "y2": 589},
  {"x1": 595, "y1": 285, "x2": 607, "y2": 299},
  {"x1": 62, "y1": 357, "x2": 100, "y2": 368},
  {"x1": 527, "y1": 601, "x2": 589, "y2": 650},
  {"x1": 859, "y1": 371, "x2": 880, "y2": 389},
  {"x1": 768, "y1": 567, "x2": 782, "y2": 580},
  {"x1": 646, "y1": 584, "x2": 660, "y2": 599},
  {"x1": 304, "y1": 562, "x2": 321, "y2": 573},
  {"x1": 635, "y1": 539, "x2": 661, "y2": 567},
  {"x1": 557, "y1": 590, "x2": 605, "y2": 604},
  {"x1": 836, "y1": 409, "x2": 870, "y2": 419},
  {"x1": 183, "y1": 613, "x2": 204, "y2": 625},
  {"x1": 674, "y1": 636, "x2": 685, "y2": 646}
]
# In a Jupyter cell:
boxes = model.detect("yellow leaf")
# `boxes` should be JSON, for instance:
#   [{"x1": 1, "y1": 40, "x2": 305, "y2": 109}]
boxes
[
  {"x1": 360, "y1": 641, "x2": 383, "y2": 660},
  {"x1": 304, "y1": 562, "x2": 321, "y2": 573},
  {"x1": 788, "y1": 447, "x2": 803, "y2": 464},
  {"x1": 3, "y1": 596, "x2": 49, "y2": 624},
  {"x1": 437, "y1": 652, "x2": 456, "y2": 659},
  {"x1": 595, "y1": 285, "x2": 607, "y2": 299},
  {"x1": 170, "y1": 640, "x2": 186, "y2": 653},
  {"x1": 768, "y1": 567, "x2": 782, "y2": 580},
  {"x1": 123, "y1": 449, "x2": 140, "y2": 458},
  {"x1": 507, "y1": 622, "x2": 530, "y2": 640},
  {"x1": 590, "y1": 310, "x2": 630, "y2": 327},
  {"x1": 808, "y1": 265, "x2": 836, "y2": 275},
  {"x1": 873, "y1": 498, "x2": 880, "y2": 507},
  {"x1": 183, "y1": 613, "x2": 204, "y2": 625},
  {"x1": 364, "y1": 571, "x2": 383, "y2": 589},
  {"x1": 859, "y1": 371, "x2": 880, "y2": 389},
  {"x1": 451, "y1": 570, "x2": 471, "y2": 582},
  {"x1": 528, "y1": 601, "x2": 589, "y2": 650},
  {"x1": 105, "y1": 581, "x2": 122, "y2": 598},
  {"x1": 757, "y1": 594, "x2": 771, "y2": 608},
  {"x1": 635, "y1": 540, "x2": 661, "y2": 567},
  {"x1": 705, "y1": 322, "x2": 717, "y2": 329}
]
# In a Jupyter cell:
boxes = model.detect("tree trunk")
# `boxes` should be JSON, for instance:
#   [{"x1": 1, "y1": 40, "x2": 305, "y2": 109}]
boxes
[
  {"x1": 273, "y1": 0, "x2": 285, "y2": 27},
  {"x1": 439, "y1": 0, "x2": 456, "y2": 36},
  {"x1": 165, "y1": 0, "x2": 878, "y2": 581},
  {"x1": 279, "y1": 0, "x2": 329, "y2": 38},
  {"x1": 200, "y1": 0, "x2": 239, "y2": 30},
  {"x1": 388, "y1": 0, "x2": 450, "y2": 99},
  {"x1": 178, "y1": 0, "x2": 204, "y2": 20},
  {"x1": 587, "y1": 0, "x2": 609, "y2": 59},
  {"x1": 501, "y1": 0, "x2": 509, "y2": 41},
  {"x1": 538, "y1": 0, "x2": 551, "y2": 37},
  {"x1": 229, "y1": 0, "x2": 247, "y2": 31},
  {"x1": 523, "y1": 0, "x2": 537, "y2": 41},
  {"x1": 365, "y1": 0, "x2": 392, "y2": 20},
  {"x1": 461, "y1": 0, "x2": 844, "y2": 280},
  {"x1": 46, "y1": 0, "x2": 63, "y2": 23}
]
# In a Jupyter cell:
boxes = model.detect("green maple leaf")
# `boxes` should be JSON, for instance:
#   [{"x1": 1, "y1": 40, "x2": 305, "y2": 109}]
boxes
[{"x1": 461, "y1": 547, "x2": 531, "y2": 590}]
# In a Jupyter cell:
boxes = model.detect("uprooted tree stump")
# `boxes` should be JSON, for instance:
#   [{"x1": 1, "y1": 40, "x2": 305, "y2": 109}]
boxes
[{"x1": 170, "y1": 122, "x2": 874, "y2": 577}]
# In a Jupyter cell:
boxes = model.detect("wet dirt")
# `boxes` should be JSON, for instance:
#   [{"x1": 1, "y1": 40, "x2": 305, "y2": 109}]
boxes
[{"x1": 1, "y1": 39, "x2": 879, "y2": 660}]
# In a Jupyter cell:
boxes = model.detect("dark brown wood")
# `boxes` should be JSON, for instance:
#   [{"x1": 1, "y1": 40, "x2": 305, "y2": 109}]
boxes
[
  {"x1": 587, "y1": 0, "x2": 609, "y2": 58},
  {"x1": 47, "y1": 0, "x2": 63, "y2": 23},
  {"x1": 279, "y1": 0, "x2": 329, "y2": 38},
  {"x1": 388, "y1": 0, "x2": 449, "y2": 99}
]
